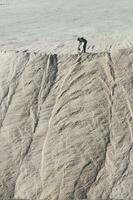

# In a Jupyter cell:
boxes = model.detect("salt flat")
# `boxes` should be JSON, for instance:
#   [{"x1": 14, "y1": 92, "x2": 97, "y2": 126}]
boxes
[{"x1": 0, "y1": 48, "x2": 133, "y2": 200}]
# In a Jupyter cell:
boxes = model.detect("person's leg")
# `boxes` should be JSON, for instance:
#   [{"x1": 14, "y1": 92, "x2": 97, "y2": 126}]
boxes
[{"x1": 83, "y1": 42, "x2": 87, "y2": 53}]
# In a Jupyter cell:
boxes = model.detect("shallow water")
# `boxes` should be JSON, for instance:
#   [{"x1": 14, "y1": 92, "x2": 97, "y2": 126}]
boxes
[
  {"x1": 1, "y1": 0, "x2": 133, "y2": 38},
  {"x1": 1, "y1": 0, "x2": 133, "y2": 51}
]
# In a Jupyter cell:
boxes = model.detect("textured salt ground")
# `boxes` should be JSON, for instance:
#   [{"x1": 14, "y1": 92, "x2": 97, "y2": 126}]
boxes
[
  {"x1": 0, "y1": 49, "x2": 133, "y2": 200},
  {"x1": 1, "y1": 34, "x2": 133, "y2": 55}
]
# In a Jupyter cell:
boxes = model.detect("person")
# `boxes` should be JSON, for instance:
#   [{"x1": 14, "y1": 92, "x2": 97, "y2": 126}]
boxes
[{"x1": 77, "y1": 37, "x2": 87, "y2": 53}]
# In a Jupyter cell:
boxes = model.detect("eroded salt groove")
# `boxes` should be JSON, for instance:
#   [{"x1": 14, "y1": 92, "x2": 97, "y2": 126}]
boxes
[{"x1": 0, "y1": 49, "x2": 133, "y2": 200}]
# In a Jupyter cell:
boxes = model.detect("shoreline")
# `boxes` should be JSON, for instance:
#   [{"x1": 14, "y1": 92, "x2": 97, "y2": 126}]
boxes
[{"x1": 1, "y1": 33, "x2": 133, "y2": 54}]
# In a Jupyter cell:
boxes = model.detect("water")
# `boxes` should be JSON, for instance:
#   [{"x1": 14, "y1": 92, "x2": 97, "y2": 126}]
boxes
[{"x1": 1, "y1": 0, "x2": 133, "y2": 50}]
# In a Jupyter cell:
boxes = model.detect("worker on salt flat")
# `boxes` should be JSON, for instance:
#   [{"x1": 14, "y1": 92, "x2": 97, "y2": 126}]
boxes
[{"x1": 77, "y1": 37, "x2": 87, "y2": 54}]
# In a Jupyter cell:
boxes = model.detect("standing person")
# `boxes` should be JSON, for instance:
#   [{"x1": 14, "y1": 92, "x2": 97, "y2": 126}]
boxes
[{"x1": 77, "y1": 37, "x2": 87, "y2": 53}]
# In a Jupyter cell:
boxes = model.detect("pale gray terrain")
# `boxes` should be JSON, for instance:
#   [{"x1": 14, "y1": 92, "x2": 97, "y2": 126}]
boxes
[{"x1": 0, "y1": 48, "x2": 133, "y2": 200}]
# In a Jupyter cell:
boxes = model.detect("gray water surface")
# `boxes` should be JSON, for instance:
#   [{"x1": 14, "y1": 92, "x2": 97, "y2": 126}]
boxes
[{"x1": 0, "y1": 0, "x2": 133, "y2": 40}]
